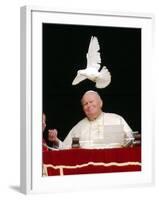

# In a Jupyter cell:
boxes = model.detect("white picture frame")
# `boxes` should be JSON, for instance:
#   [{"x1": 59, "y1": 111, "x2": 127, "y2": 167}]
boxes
[{"x1": 20, "y1": 5, "x2": 154, "y2": 194}]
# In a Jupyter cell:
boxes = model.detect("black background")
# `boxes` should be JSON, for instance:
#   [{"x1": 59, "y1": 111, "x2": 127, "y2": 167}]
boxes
[{"x1": 43, "y1": 23, "x2": 141, "y2": 141}]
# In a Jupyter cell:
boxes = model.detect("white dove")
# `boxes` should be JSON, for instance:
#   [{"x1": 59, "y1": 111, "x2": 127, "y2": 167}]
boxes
[{"x1": 72, "y1": 36, "x2": 111, "y2": 88}]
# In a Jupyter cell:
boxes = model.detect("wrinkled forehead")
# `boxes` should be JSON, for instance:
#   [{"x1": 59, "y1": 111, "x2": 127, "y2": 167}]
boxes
[{"x1": 81, "y1": 92, "x2": 100, "y2": 104}]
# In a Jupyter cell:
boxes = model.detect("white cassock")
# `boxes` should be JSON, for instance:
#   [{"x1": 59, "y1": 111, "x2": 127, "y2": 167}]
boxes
[{"x1": 62, "y1": 112, "x2": 134, "y2": 149}]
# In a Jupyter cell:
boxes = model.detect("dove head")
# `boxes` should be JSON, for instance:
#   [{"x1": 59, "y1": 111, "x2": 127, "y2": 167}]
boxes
[
  {"x1": 78, "y1": 69, "x2": 88, "y2": 76},
  {"x1": 81, "y1": 90, "x2": 103, "y2": 121}
]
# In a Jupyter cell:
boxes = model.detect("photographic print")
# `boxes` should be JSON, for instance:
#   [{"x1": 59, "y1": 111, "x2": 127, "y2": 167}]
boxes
[
  {"x1": 20, "y1": 6, "x2": 153, "y2": 193},
  {"x1": 42, "y1": 23, "x2": 141, "y2": 176}
]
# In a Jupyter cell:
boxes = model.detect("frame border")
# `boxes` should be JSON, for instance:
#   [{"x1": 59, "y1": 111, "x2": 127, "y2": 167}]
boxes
[{"x1": 20, "y1": 5, "x2": 154, "y2": 194}]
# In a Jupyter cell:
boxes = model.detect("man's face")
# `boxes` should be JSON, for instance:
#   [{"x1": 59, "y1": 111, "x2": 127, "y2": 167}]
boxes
[{"x1": 82, "y1": 93, "x2": 102, "y2": 120}]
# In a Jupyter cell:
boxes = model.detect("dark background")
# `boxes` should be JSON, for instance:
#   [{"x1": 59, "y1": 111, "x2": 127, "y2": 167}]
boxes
[{"x1": 43, "y1": 23, "x2": 141, "y2": 141}]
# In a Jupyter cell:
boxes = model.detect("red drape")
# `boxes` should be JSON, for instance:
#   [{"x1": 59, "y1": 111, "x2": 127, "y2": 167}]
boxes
[{"x1": 43, "y1": 147, "x2": 141, "y2": 176}]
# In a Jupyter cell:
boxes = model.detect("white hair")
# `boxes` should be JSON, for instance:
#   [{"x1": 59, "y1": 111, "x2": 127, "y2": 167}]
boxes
[{"x1": 81, "y1": 90, "x2": 102, "y2": 104}]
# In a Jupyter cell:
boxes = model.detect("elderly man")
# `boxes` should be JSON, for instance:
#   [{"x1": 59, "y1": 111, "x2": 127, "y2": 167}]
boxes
[
  {"x1": 48, "y1": 90, "x2": 134, "y2": 149},
  {"x1": 62, "y1": 90, "x2": 134, "y2": 148}
]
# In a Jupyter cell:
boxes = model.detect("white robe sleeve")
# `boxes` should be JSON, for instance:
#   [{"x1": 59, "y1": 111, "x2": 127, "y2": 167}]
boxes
[{"x1": 119, "y1": 116, "x2": 134, "y2": 145}]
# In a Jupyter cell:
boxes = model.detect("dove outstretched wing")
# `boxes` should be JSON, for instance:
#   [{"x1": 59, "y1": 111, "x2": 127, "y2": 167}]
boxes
[
  {"x1": 72, "y1": 36, "x2": 111, "y2": 88},
  {"x1": 95, "y1": 66, "x2": 111, "y2": 88},
  {"x1": 72, "y1": 73, "x2": 87, "y2": 85},
  {"x1": 86, "y1": 36, "x2": 101, "y2": 70}
]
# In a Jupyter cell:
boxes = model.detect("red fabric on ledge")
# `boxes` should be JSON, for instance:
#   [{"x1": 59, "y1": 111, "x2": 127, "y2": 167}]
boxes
[{"x1": 43, "y1": 146, "x2": 141, "y2": 176}]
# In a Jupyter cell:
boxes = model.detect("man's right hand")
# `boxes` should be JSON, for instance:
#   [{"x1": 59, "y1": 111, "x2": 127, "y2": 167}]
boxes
[{"x1": 48, "y1": 129, "x2": 58, "y2": 143}]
